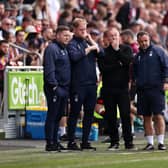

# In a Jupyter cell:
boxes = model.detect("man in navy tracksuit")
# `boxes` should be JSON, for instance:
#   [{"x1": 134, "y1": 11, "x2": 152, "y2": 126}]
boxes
[
  {"x1": 67, "y1": 18, "x2": 100, "y2": 150},
  {"x1": 134, "y1": 31, "x2": 168, "y2": 150},
  {"x1": 43, "y1": 26, "x2": 71, "y2": 151}
]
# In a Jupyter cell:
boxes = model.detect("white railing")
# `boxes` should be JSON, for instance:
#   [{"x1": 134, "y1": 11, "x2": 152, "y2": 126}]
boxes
[{"x1": 9, "y1": 42, "x2": 42, "y2": 66}]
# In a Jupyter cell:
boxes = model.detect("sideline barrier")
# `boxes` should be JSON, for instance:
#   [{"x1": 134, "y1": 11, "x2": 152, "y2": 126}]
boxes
[{"x1": 3, "y1": 66, "x2": 45, "y2": 139}]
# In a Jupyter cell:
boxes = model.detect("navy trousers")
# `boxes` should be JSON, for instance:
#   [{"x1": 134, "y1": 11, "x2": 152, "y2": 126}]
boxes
[
  {"x1": 44, "y1": 86, "x2": 67, "y2": 145},
  {"x1": 68, "y1": 85, "x2": 97, "y2": 144}
]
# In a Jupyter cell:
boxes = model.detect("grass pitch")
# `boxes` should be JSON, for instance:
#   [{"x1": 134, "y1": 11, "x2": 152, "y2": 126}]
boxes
[{"x1": 0, "y1": 137, "x2": 168, "y2": 168}]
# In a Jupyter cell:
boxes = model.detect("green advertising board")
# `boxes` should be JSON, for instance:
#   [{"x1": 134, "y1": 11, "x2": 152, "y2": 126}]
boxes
[{"x1": 8, "y1": 71, "x2": 46, "y2": 110}]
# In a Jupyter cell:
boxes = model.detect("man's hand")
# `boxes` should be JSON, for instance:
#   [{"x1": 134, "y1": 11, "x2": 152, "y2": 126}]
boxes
[{"x1": 85, "y1": 45, "x2": 99, "y2": 55}]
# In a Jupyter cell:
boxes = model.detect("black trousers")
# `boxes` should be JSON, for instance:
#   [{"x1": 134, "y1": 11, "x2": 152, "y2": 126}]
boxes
[
  {"x1": 44, "y1": 86, "x2": 67, "y2": 145},
  {"x1": 68, "y1": 85, "x2": 97, "y2": 144},
  {"x1": 103, "y1": 87, "x2": 133, "y2": 145}
]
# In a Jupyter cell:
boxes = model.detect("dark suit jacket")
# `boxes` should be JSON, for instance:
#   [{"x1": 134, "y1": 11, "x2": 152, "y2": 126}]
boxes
[{"x1": 116, "y1": 2, "x2": 140, "y2": 29}]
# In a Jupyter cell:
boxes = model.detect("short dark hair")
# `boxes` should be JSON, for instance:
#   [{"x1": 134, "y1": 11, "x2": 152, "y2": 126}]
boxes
[
  {"x1": 120, "y1": 29, "x2": 134, "y2": 39},
  {"x1": 0, "y1": 40, "x2": 8, "y2": 46},
  {"x1": 137, "y1": 31, "x2": 150, "y2": 39},
  {"x1": 55, "y1": 25, "x2": 70, "y2": 34},
  {"x1": 15, "y1": 30, "x2": 25, "y2": 36}
]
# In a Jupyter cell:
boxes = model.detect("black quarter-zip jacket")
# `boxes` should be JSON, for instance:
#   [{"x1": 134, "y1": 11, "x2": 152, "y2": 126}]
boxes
[{"x1": 100, "y1": 44, "x2": 133, "y2": 88}]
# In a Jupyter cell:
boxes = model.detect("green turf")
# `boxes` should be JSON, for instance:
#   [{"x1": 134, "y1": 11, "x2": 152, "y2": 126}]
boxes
[{"x1": 0, "y1": 138, "x2": 168, "y2": 168}]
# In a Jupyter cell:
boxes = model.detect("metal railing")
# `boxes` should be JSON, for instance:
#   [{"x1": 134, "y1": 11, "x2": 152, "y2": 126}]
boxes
[{"x1": 9, "y1": 43, "x2": 42, "y2": 66}]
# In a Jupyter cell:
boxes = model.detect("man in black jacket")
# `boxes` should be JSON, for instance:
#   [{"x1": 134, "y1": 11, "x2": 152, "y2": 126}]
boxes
[
  {"x1": 116, "y1": 0, "x2": 142, "y2": 29},
  {"x1": 100, "y1": 27, "x2": 135, "y2": 150},
  {"x1": 43, "y1": 25, "x2": 71, "y2": 151}
]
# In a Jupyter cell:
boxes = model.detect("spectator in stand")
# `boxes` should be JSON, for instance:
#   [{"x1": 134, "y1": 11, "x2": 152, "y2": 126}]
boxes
[
  {"x1": 158, "y1": 26, "x2": 168, "y2": 49},
  {"x1": 40, "y1": 27, "x2": 54, "y2": 62},
  {"x1": 134, "y1": 31, "x2": 168, "y2": 150},
  {"x1": 15, "y1": 16, "x2": 33, "y2": 32},
  {"x1": 32, "y1": 0, "x2": 52, "y2": 27},
  {"x1": 58, "y1": 10, "x2": 73, "y2": 27},
  {"x1": 0, "y1": 40, "x2": 9, "y2": 107},
  {"x1": 17, "y1": 4, "x2": 33, "y2": 26},
  {"x1": 120, "y1": 29, "x2": 139, "y2": 56},
  {"x1": 116, "y1": 0, "x2": 142, "y2": 29},
  {"x1": 41, "y1": 19, "x2": 50, "y2": 30},
  {"x1": 0, "y1": 18, "x2": 13, "y2": 40},
  {"x1": 162, "y1": 0, "x2": 168, "y2": 26},
  {"x1": 26, "y1": 38, "x2": 40, "y2": 66},
  {"x1": 0, "y1": 2, "x2": 5, "y2": 20},
  {"x1": 13, "y1": 30, "x2": 27, "y2": 66},
  {"x1": 120, "y1": 29, "x2": 139, "y2": 137}
]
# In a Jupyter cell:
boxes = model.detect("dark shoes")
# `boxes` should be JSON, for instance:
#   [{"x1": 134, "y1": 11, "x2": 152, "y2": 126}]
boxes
[
  {"x1": 45, "y1": 143, "x2": 67, "y2": 152},
  {"x1": 108, "y1": 142, "x2": 137, "y2": 151},
  {"x1": 143, "y1": 144, "x2": 154, "y2": 151},
  {"x1": 80, "y1": 142, "x2": 96, "y2": 151},
  {"x1": 67, "y1": 141, "x2": 81, "y2": 150},
  {"x1": 143, "y1": 143, "x2": 166, "y2": 151},
  {"x1": 60, "y1": 134, "x2": 68, "y2": 141},
  {"x1": 158, "y1": 143, "x2": 166, "y2": 150},
  {"x1": 108, "y1": 143, "x2": 119, "y2": 151},
  {"x1": 125, "y1": 143, "x2": 137, "y2": 150},
  {"x1": 67, "y1": 141, "x2": 96, "y2": 151}
]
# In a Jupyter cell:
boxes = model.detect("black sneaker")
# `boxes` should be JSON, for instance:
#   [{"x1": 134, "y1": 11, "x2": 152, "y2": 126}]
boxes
[
  {"x1": 158, "y1": 143, "x2": 166, "y2": 150},
  {"x1": 80, "y1": 142, "x2": 96, "y2": 151},
  {"x1": 125, "y1": 143, "x2": 137, "y2": 150},
  {"x1": 45, "y1": 144, "x2": 60, "y2": 152},
  {"x1": 57, "y1": 143, "x2": 67, "y2": 150},
  {"x1": 60, "y1": 134, "x2": 68, "y2": 141},
  {"x1": 108, "y1": 143, "x2": 119, "y2": 151},
  {"x1": 67, "y1": 142, "x2": 80, "y2": 150},
  {"x1": 143, "y1": 144, "x2": 154, "y2": 151}
]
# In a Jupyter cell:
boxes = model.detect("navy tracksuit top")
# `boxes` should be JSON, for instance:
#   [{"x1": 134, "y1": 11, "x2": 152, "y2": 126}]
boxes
[
  {"x1": 67, "y1": 36, "x2": 97, "y2": 92},
  {"x1": 43, "y1": 40, "x2": 71, "y2": 88},
  {"x1": 133, "y1": 44, "x2": 168, "y2": 89}
]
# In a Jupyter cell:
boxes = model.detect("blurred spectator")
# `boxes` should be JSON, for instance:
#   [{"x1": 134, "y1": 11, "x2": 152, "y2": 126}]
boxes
[
  {"x1": 144, "y1": 24, "x2": 161, "y2": 45},
  {"x1": 41, "y1": 19, "x2": 50, "y2": 30},
  {"x1": 26, "y1": 38, "x2": 40, "y2": 66},
  {"x1": 158, "y1": 25, "x2": 168, "y2": 48},
  {"x1": 13, "y1": 30, "x2": 27, "y2": 66},
  {"x1": 128, "y1": 21, "x2": 142, "y2": 38},
  {"x1": 17, "y1": 4, "x2": 33, "y2": 26},
  {"x1": 0, "y1": 18, "x2": 13, "y2": 40},
  {"x1": 120, "y1": 29, "x2": 139, "y2": 55},
  {"x1": 33, "y1": 19, "x2": 42, "y2": 33},
  {"x1": 16, "y1": 16, "x2": 33, "y2": 32},
  {"x1": 47, "y1": 0, "x2": 61, "y2": 27},
  {"x1": 0, "y1": 40, "x2": 9, "y2": 104},
  {"x1": 0, "y1": 2, "x2": 5, "y2": 20},
  {"x1": 40, "y1": 27, "x2": 54, "y2": 62},
  {"x1": 83, "y1": 9, "x2": 93, "y2": 22},
  {"x1": 58, "y1": 10, "x2": 73, "y2": 27},
  {"x1": 72, "y1": 8, "x2": 83, "y2": 19},
  {"x1": 162, "y1": 0, "x2": 168, "y2": 26},
  {"x1": 90, "y1": 28, "x2": 101, "y2": 43},
  {"x1": 32, "y1": 0, "x2": 52, "y2": 26},
  {"x1": 116, "y1": 0, "x2": 142, "y2": 29}
]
